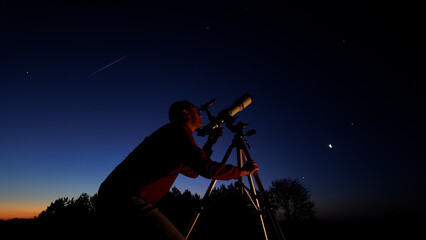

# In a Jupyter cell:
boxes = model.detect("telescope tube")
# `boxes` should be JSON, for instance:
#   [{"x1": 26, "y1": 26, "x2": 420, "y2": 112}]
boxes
[
  {"x1": 197, "y1": 93, "x2": 253, "y2": 136},
  {"x1": 226, "y1": 93, "x2": 253, "y2": 117}
]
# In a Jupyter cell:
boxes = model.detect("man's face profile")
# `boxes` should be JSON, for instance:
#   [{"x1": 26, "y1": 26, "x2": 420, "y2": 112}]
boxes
[{"x1": 186, "y1": 106, "x2": 203, "y2": 131}]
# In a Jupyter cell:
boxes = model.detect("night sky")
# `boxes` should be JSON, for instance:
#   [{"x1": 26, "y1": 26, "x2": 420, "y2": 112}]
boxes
[{"x1": 1, "y1": 0, "x2": 425, "y2": 221}]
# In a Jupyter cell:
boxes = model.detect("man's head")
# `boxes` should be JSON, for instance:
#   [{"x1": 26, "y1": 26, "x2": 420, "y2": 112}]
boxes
[{"x1": 169, "y1": 100, "x2": 203, "y2": 132}]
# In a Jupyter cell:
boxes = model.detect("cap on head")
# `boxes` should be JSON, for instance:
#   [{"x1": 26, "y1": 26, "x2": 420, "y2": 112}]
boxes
[{"x1": 169, "y1": 100, "x2": 194, "y2": 124}]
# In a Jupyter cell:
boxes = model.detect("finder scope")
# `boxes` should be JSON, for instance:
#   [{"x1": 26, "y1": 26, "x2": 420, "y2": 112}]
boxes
[{"x1": 197, "y1": 93, "x2": 253, "y2": 136}]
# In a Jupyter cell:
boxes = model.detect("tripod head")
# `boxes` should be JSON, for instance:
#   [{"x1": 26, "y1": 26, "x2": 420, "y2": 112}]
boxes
[
  {"x1": 197, "y1": 93, "x2": 253, "y2": 137},
  {"x1": 225, "y1": 120, "x2": 256, "y2": 139}
]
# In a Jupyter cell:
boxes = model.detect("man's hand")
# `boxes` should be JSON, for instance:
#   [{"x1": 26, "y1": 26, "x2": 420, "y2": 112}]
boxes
[
  {"x1": 206, "y1": 127, "x2": 223, "y2": 145},
  {"x1": 202, "y1": 127, "x2": 223, "y2": 157},
  {"x1": 240, "y1": 160, "x2": 259, "y2": 176}
]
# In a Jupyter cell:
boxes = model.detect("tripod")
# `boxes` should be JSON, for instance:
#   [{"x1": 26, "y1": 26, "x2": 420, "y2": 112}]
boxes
[{"x1": 185, "y1": 121, "x2": 286, "y2": 240}]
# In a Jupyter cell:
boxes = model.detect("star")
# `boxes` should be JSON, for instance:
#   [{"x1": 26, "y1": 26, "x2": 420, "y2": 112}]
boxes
[{"x1": 328, "y1": 144, "x2": 333, "y2": 149}]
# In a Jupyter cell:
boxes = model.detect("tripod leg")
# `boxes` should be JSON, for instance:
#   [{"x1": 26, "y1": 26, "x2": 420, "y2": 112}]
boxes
[
  {"x1": 252, "y1": 172, "x2": 286, "y2": 240},
  {"x1": 241, "y1": 150, "x2": 269, "y2": 240},
  {"x1": 185, "y1": 212, "x2": 201, "y2": 240},
  {"x1": 242, "y1": 150, "x2": 285, "y2": 240},
  {"x1": 241, "y1": 146, "x2": 286, "y2": 240},
  {"x1": 237, "y1": 148, "x2": 244, "y2": 195},
  {"x1": 184, "y1": 143, "x2": 235, "y2": 239}
]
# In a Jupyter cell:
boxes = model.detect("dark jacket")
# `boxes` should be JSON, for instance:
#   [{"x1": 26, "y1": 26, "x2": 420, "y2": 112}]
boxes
[{"x1": 98, "y1": 123, "x2": 241, "y2": 204}]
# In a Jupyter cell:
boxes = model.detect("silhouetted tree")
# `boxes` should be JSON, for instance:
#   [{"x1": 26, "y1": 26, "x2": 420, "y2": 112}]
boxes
[
  {"x1": 37, "y1": 192, "x2": 98, "y2": 222},
  {"x1": 156, "y1": 187, "x2": 201, "y2": 232},
  {"x1": 38, "y1": 197, "x2": 71, "y2": 220},
  {"x1": 69, "y1": 192, "x2": 98, "y2": 219},
  {"x1": 267, "y1": 178, "x2": 316, "y2": 221}
]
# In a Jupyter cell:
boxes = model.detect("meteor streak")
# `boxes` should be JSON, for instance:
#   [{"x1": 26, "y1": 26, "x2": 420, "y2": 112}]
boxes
[{"x1": 91, "y1": 54, "x2": 129, "y2": 75}]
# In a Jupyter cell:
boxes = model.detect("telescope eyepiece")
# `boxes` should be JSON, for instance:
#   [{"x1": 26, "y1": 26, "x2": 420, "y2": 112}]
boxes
[{"x1": 199, "y1": 98, "x2": 216, "y2": 112}]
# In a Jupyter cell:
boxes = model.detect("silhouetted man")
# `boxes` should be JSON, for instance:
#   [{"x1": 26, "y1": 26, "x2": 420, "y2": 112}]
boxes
[{"x1": 97, "y1": 100, "x2": 259, "y2": 239}]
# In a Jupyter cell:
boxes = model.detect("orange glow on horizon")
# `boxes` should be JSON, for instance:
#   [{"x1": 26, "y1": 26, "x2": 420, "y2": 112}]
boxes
[{"x1": 0, "y1": 206, "x2": 44, "y2": 220}]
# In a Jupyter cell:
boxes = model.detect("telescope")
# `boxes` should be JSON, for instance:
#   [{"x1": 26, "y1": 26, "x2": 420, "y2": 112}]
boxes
[
  {"x1": 188, "y1": 92, "x2": 286, "y2": 240},
  {"x1": 197, "y1": 93, "x2": 253, "y2": 136}
]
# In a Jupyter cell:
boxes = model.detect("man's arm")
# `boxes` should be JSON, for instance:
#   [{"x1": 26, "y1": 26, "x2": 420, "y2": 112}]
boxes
[
  {"x1": 180, "y1": 125, "x2": 258, "y2": 180},
  {"x1": 201, "y1": 127, "x2": 222, "y2": 157},
  {"x1": 181, "y1": 127, "x2": 225, "y2": 178},
  {"x1": 240, "y1": 160, "x2": 259, "y2": 176},
  {"x1": 181, "y1": 166, "x2": 199, "y2": 178}
]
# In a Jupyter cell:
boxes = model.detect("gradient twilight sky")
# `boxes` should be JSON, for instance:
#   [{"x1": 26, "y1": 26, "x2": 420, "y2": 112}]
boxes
[{"x1": 1, "y1": 0, "x2": 425, "y2": 221}]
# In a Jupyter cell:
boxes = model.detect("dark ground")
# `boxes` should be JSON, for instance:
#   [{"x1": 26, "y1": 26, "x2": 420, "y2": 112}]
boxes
[{"x1": 1, "y1": 211, "x2": 424, "y2": 240}]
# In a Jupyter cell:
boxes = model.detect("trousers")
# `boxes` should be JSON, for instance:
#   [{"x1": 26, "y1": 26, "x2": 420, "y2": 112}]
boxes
[{"x1": 97, "y1": 194, "x2": 185, "y2": 240}]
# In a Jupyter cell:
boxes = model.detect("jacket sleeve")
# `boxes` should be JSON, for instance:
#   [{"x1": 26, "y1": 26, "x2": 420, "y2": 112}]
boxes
[
  {"x1": 179, "y1": 126, "x2": 241, "y2": 180},
  {"x1": 180, "y1": 165, "x2": 199, "y2": 178},
  {"x1": 201, "y1": 144, "x2": 213, "y2": 158}
]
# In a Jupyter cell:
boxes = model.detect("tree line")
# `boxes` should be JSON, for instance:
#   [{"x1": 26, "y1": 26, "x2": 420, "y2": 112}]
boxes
[
  {"x1": 37, "y1": 178, "x2": 315, "y2": 223},
  {"x1": 3, "y1": 177, "x2": 420, "y2": 240},
  {"x1": 31, "y1": 178, "x2": 315, "y2": 239},
  {"x1": 0, "y1": 178, "x2": 315, "y2": 240}
]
